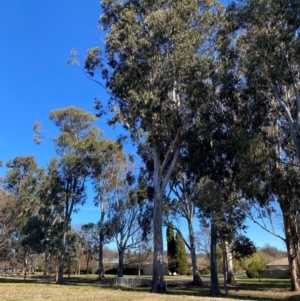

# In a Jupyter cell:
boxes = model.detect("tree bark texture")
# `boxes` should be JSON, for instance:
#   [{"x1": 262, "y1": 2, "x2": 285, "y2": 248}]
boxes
[
  {"x1": 282, "y1": 210, "x2": 300, "y2": 291},
  {"x1": 210, "y1": 222, "x2": 220, "y2": 296},
  {"x1": 86, "y1": 254, "x2": 90, "y2": 278},
  {"x1": 188, "y1": 219, "x2": 203, "y2": 285},
  {"x1": 57, "y1": 219, "x2": 69, "y2": 284},
  {"x1": 98, "y1": 208, "x2": 105, "y2": 279},
  {"x1": 151, "y1": 196, "x2": 165, "y2": 292},
  {"x1": 98, "y1": 238, "x2": 105, "y2": 279},
  {"x1": 118, "y1": 248, "x2": 125, "y2": 277},
  {"x1": 44, "y1": 245, "x2": 49, "y2": 276},
  {"x1": 150, "y1": 151, "x2": 167, "y2": 293},
  {"x1": 222, "y1": 243, "x2": 228, "y2": 297},
  {"x1": 23, "y1": 252, "x2": 28, "y2": 281},
  {"x1": 225, "y1": 240, "x2": 236, "y2": 284},
  {"x1": 151, "y1": 187, "x2": 165, "y2": 292}
]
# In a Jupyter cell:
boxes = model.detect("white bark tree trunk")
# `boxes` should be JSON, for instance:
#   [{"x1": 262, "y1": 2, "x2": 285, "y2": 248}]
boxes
[
  {"x1": 225, "y1": 240, "x2": 235, "y2": 284},
  {"x1": 188, "y1": 219, "x2": 202, "y2": 285}
]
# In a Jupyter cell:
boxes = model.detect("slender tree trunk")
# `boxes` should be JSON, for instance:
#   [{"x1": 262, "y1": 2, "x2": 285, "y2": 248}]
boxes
[
  {"x1": 287, "y1": 250, "x2": 299, "y2": 291},
  {"x1": 280, "y1": 200, "x2": 300, "y2": 291},
  {"x1": 210, "y1": 222, "x2": 220, "y2": 296},
  {"x1": 187, "y1": 219, "x2": 202, "y2": 285},
  {"x1": 44, "y1": 245, "x2": 49, "y2": 276},
  {"x1": 296, "y1": 250, "x2": 300, "y2": 275},
  {"x1": 284, "y1": 220, "x2": 299, "y2": 291},
  {"x1": 221, "y1": 241, "x2": 228, "y2": 297},
  {"x1": 151, "y1": 153, "x2": 166, "y2": 293},
  {"x1": 23, "y1": 251, "x2": 28, "y2": 281},
  {"x1": 118, "y1": 248, "x2": 125, "y2": 277},
  {"x1": 225, "y1": 240, "x2": 236, "y2": 284},
  {"x1": 86, "y1": 254, "x2": 90, "y2": 278},
  {"x1": 55, "y1": 261, "x2": 59, "y2": 283},
  {"x1": 151, "y1": 184, "x2": 166, "y2": 293},
  {"x1": 98, "y1": 232, "x2": 105, "y2": 279},
  {"x1": 57, "y1": 218, "x2": 69, "y2": 284}
]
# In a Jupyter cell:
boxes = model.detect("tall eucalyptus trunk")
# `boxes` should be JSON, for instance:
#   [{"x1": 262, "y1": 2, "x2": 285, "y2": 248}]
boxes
[
  {"x1": 221, "y1": 241, "x2": 228, "y2": 297},
  {"x1": 57, "y1": 217, "x2": 69, "y2": 284},
  {"x1": 281, "y1": 200, "x2": 300, "y2": 291},
  {"x1": 85, "y1": 252, "x2": 90, "y2": 278},
  {"x1": 151, "y1": 177, "x2": 165, "y2": 292},
  {"x1": 151, "y1": 147, "x2": 179, "y2": 293},
  {"x1": 187, "y1": 219, "x2": 202, "y2": 285},
  {"x1": 225, "y1": 240, "x2": 235, "y2": 284},
  {"x1": 44, "y1": 244, "x2": 49, "y2": 276},
  {"x1": 117, "y1": 248, "x2": 125, "y2": 277},
  {"x1": 98, "y1": 237, "x2": 104, "y2": 279},
  {"x1": 23, "y1": 251, "x2": 29, "y2": 281},
  {"x1": 210, "y1": 222, "x2": 220, "y2": 296},
  {"x1": 98, "y1": 208, "x2": 105, "y2": 279},
  {"x1": 83, "y1": 0, "x2": 220, "y2": 294}
]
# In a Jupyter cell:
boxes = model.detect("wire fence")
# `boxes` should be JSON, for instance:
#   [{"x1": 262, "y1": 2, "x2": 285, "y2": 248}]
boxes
[{"x1": 114, "y1": 276, "x2": 152, "y2": 287}]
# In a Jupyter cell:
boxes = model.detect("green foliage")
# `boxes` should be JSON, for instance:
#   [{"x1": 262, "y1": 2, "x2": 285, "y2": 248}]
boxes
[
  {"x1": 86, "y1": 0, "x2": 222, "y2": 290},
  {"x1": 1, "y1": 156, "x2": 45, "y2": 263},
  {"x1": 186, "y1": 269, "x2": 193, "y2": 276},
  {"x1": 79, "y1": 268, "x2": 93, "y2": 275},
  {"x1": 123, "y1": 265, "x2": 139, "y2": 275},
  {"x1": 104, "y1": 264, "x2": 118, "y2": 275},
  {"x1": 246, "y1": 261, "x2": 265, "y2": 279},
  {"x1": 175, "y1": 232, "x2": 187, "y2": 275},
  {"x1": 200, "y1": 267, "x2": 210, "y2": 276},
  {"x1": 232, "y1": 236, "x2": 257, "y2": 260},
  {"x1": 34, "y1": 106, "x2": 115, "y2": 283},
  {"x1": 166, "y1": 222, "x2": 176, "y2": 274},
  {"x1": 104, "y1": 265, "x2": 140, "y2": 275}
]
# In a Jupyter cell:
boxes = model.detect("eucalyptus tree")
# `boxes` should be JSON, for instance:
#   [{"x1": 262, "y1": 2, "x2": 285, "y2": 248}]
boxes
[
  {"x1": 34, "y1": 106, "x2": 106, "y2": 284},
  {"x1": 1, "y1": 156, "x2": 44, "y2": 279},
  {"x1": 237, "y1": 129, "x2": 300, "y2": 291},
  {"x1": 38, "y1": 159, "x2": 64, "y2": 276},
  {"x1": 0, "y1": 190, "x2": 16, "y2": 256},
  {"x1": 167, "y1": 173, "x2": 203, "y2": 284},
  {"x1": 80, "y1": 223, "x2": 98, "y2": 277},
  {"x1": 2, "y1": 156, "x2": 44, "y2": 219},
  {"x1": 229, "y1": 0, "x2": 300, "y2": 161},
  {"x1": 184, "y1": 90, "x2": 245, "y2": 294},
  {"x1": 90, "y1": 140, "x2": 125, "y2": 279},
  {"x1": 106, "y1": 157, "x2": 149, "y2": 277},
  {"x1": 181, "y1": 11, "x2": 269, "y2": 290},
  {"x1": 225, "y1": 0, "x2": 300, "y2": 290},
  {"x1": 84, "y1": 0, "x2": 221, "y2": 292}
]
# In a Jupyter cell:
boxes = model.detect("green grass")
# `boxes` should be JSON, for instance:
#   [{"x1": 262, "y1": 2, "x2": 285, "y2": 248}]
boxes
[{"x1": 0, "y1": 273, "x2": 299, "y2": 301}]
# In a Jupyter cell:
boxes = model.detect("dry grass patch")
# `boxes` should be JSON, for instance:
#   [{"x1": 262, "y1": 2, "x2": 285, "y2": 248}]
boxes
[
  {"x1": 0, "y1": 275, "x2": 299, "y2": 301},
  {"x1": 0, "y1": 283, "x2": 250, "y2": 301},
  {"x1": 0, "y1": 275, "x2": 239, "y2": 301}
]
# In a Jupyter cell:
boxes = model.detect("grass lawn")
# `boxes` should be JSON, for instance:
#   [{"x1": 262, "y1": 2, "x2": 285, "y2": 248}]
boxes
[{"x1": 0, "y1": 274, "x2": 299, "y2": 301}]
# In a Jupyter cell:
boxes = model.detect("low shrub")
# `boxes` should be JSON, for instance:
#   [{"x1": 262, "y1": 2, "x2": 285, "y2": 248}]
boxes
[
  {"x1": 104, "y1": 265, "x2": 118, "y2": 275},
  {"x1": 200, "y1": 267, "x2": 210, "y2": 275},
  {"x1": 123, "y1": 265, "x2": 139, "y2": 275},
  {"x1": 246, "y1": 261, "x2": 265, "y2": 278},
  {"x1": 186, "y1": 269, "x2": 193, "y2": 276}
]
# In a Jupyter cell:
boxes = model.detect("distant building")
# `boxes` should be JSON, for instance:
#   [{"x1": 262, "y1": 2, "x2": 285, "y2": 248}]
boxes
[
  {"x1": 266, "y1": 257, "x2": 289, "y2": 270},
  {"x1": 262, "y1": 257, "x2": 289, "y2": 278}
]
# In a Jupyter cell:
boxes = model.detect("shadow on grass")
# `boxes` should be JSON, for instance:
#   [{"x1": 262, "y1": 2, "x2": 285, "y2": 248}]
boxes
[
  {"x1": 1, "y1": 275, "x2": 299, "y2": 300},
  {"x1": 230, "y1": 281, "x2": 290, "y2": 291},
  {"x1": 0, "y1": 275, "x2": 53, "y2": 284}
]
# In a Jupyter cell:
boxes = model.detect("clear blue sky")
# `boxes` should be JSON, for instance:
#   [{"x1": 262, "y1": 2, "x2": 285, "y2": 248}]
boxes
[{"x1": 0, "y1": 1, "x2": 286, "y2": 252}]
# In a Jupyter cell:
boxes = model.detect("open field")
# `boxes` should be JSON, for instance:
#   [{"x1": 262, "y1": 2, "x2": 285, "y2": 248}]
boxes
[{"x1": 0, "y1": 274, "x2": 299, "y2": 301}]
